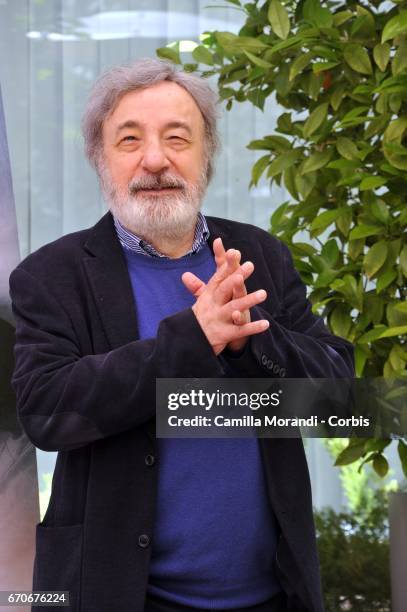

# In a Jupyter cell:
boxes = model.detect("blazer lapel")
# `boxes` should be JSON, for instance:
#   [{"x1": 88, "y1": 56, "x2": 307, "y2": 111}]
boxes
[
  {"x1": 82, "y1": 212, "x2": 160, "y2": 442},
  {"x1": 82, "y1": 212, "x2": 139, "y2": 350}
]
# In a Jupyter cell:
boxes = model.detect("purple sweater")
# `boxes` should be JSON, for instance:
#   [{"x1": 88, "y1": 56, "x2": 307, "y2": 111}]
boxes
[{"x1": 122, "y1": 243, "x2": 281, "y2": 609}]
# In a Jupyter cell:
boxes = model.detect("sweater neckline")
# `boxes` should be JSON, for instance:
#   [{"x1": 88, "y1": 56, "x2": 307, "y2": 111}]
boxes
[{"x1": 122, "y1": 242, "x2": 213, "y2": 270}]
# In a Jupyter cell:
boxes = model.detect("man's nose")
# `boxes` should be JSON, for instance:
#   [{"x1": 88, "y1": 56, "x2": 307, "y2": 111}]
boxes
[{"x1": 141, "y1": 140, "x2": 170, "y2": 174}]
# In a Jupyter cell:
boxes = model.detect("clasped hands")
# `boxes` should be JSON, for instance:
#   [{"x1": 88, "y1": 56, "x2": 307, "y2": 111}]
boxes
[{"x1": 182, "y1": 238, "x2": 269, "y2": 356}]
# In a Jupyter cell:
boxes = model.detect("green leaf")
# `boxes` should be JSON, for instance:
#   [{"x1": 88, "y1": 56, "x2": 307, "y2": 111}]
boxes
[
  {"x1": 310, "y1": 207, "x2": 347, "y2": 232},
  {"x1": 334, "y1": 441, "x2": 366, "y2": 466},
  {"x1": 363, "y1": 293, "x2": 384, "y2": 325},
  {"x1": 374, "y1": 74, "x2": 407, "y2": 94},
  {"x1": 247, "y1": 135, "x2": 291, "y2": 152},
  {"x1": 275, "y1": 63, "x2": 292, "y2": 97},
  {"x1": 387, "y1": 302, "x2": 407, "y2": 327},
  {"x1": 336, "y1": 137, "x2": 361, "y2": 161},
  {"x1": 364, "y1": 439, "x2": 391, "y2": 453},
  {"x1": 301, "y1": 149, "x2": 332, "y2": 174},
  {"x1": 156, "y1": 46, "x2": 181, "y2": 64},
  {"x1": 321, "y1": 239, "x2": 339, "y2": 266},
  {"x1": 376, "y1": 268, "x2": 397, "y2": 293},
  {"x1": 370, "y1": 199, "x2": 390, "y2": 223},
  {"x1": 349, "y1": 224, "x2": 383, "y2": 240},
  {"x1": 292, "y1": 242, "x2": 317, "y2": 257},
  {"x1": 330, "y1": 304, "x2": 352, "y2": 338},
  {"x1": 353, "y1": 83, "x2": 373, "y2": 95},
  {"x1": 353, "y1": 6, "x2": 376, "y2": 38},
  {"x1": 383, "y1": 118, "x2": 407, "y2": 170},
  {"x1": 330, "y1": 84, "x2": 347, "y2": 111},
  {"x1": 341, "y1": 106, "x2": 370, "y2": 122},
  {"x1": 337, "y1": 174, "x2": 364, "y2": 188},
  {"x1": 373, "y1": 454, "x2": 389, "y2": 478},
  {"x1": 243, "y1": 51, "x2": 272, "y2": 69},
  {"x1": 312, "y1": 61, "x2": 340, "y2": 73},
  {"x1": 382, "y1": 11, "x2": 407, "y2": 43},
  {"x1": 327, "y1": 159, "x2": 360, "y2": 170},
  {"x1": 247, "y1": 89, "x2": 267, "y2": 111},
  {"x1": 251, "y1": 155, "x2": 270, "y2": 185},
  {"x1": 267, "y1": 150, "x2": 300, "y2": 177},
  {"x1": 365, "y1": 114, "x2": 389, "y2": 139},
  {"x1": 271, "y1": 201, "x2": 290, "y2": 230},
  {"x1": 348, "y1": 238, "x2": 365, "y2": 261},
  {"x1": 247, "y1": 66, "x2": 268, "y2": 83},
  {"x1": 389, "y1": 93, "x2": 403, "y2": 114},
  {"x1": 216, "y1": 32, "x2": 269, "y2": 52},
  {"x1": 358, "y1": 325, "x2": 387, "y2": 343},
  {"x1": 336, "y1": 209, "x2": 352, "y2": 238},
  {"x1": 383, "y1": 142, "x2": 407, "y2": 156},
  {"x1": 303, "y1": 103, "x2": 329, "y2": 138},
  {"x1": 384, "y1": 153, "x2": 407, "y2": 171},
  {"x1": 398, "y1": 440, "x2": 407, "y2": 478},
  {"x1": 295, "y1": 172, "x2": 316, "y2": 199},
  {"x1": 264, "y1": 33, "x2": 305, "y2": 58},
  {"x1": 378, "y1": 325, "x2": 407, "y2": 339},
  {"x1": 283, "y1": 165, "x2": 299, "y2": 200},
  {"x1": 344, "y1": 44, "x2": 372, "y2": 75},
  {"x1": 373, "y1": 43, "x2": 391, "y2": 72},
  {"x1": 268, "y1": 0, "x2": 290, "y2": 40},
  {"x1": 359, "y1": 176, "x2": 388, "y2": 191},
  {"x1": 363, "y1": 242, "x2": 388, "y2": 279},
  {"x1": 303, "y1": 0, "x2": 333, "y2": 28},
  {"x1": 307, "y1": 72, "x2": 323, "y2": 100},
  {"x1": 192, "y1": 45, "x2": 214, "y2": 65},
  {"x1": 331, "y1": 275, "x2": 363, "y2": 310},
  {"x1": 333, "y1": 10, "x2": 353, "y2": 27},
  {"x1": 389, "y1": 345, "x2": 407, "y2": 370},
  {"x1": 289, "y1": 52, "x2": 313, "y2": 81}
]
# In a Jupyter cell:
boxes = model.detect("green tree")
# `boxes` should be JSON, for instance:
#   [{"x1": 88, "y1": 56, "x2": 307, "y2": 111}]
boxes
[
  {"x1": 315, "y1": 501, "x2": 391, "y2": 611},
  {"x1": 157, "y1": 0, "x2": 407, "y2": 477}
]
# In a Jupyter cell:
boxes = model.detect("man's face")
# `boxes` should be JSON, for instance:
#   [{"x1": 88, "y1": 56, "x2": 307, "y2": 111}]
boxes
[{"x1": 99, "y1": 81, "x2": 208, "y2": 242}]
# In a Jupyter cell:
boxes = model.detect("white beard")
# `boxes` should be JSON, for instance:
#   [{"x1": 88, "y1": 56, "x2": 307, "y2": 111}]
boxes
[{"x1": 99, "y1": 164, "x2": 207, "y2": 243}]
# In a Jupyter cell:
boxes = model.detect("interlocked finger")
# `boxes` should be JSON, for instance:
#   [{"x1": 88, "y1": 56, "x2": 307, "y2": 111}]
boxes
[
  {"x1": 229, "y1": 318, "x2": 270, "y2": 338},
  {"x1": 224, "y1": 288, "x2": 267, "y2": 315},
  {"x1": 181, "y1": 271, "x2": 206, "y2": 297},
  {"x1": 215, "y1": 271, "x2": 246, "y2": 305},
  {"x1": 207, "y1": 248, "x2": 241, "y2": 289}
]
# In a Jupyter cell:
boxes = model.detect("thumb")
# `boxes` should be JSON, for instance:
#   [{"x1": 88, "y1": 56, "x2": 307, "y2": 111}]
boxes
[{"x1": 181, "y1": 271, "x2": 206, "y2": 297}]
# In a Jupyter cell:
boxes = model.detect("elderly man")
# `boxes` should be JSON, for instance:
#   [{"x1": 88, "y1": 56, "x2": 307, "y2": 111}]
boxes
[{"x1": 9, "y1": 58, "x2": 353, "y2": 612}]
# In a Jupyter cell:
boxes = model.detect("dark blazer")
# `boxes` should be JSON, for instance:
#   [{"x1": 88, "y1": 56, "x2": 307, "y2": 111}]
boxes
[{"x1": 9, "y1": 213, "x2": 354, "y2": 612}]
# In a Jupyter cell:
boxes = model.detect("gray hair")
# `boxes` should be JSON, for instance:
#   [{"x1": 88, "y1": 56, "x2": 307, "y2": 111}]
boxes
[{"x1": 82, "y1": 58, "x2": 220, "y2": 183}]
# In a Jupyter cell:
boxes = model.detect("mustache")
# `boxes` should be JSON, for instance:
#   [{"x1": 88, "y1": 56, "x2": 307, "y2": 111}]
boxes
[{"x1": 128, "y1": 173, "x2": 187, "y2": 195}]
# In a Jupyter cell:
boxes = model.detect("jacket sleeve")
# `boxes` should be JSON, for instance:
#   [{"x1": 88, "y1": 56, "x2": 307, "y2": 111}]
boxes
[
  {"x1": 9, "y1": 266, "x2": 225, "y2": 452},
  {"x1": 224, "y1": 238, "x2": 355, "y2": 379}
]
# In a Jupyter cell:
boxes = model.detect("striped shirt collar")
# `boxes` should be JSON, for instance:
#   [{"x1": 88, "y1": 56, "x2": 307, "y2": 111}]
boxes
[{"x1": 113, "y1": 212, "x2": 210, "y2": 258}]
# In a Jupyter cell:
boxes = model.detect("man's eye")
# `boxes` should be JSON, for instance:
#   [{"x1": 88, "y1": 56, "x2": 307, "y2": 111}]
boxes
[
  {"x1": 168, "y1": 136, "x2": 186, "y2": 143},
  {"x1": 122, "y1": 135, "x2": 138, "y2": 142}
]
